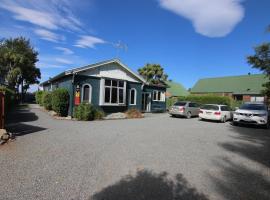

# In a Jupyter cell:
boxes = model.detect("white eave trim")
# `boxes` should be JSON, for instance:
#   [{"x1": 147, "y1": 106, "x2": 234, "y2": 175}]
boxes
[{"x1": 72, "y1": 59, "x2": 146, "y2": 83}]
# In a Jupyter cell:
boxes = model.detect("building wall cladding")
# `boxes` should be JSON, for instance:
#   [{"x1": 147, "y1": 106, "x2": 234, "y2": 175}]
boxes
[
  {"x1": 43, "y1": 75, "x2": 74, "y2": 115},
  {"x1": 127, "y1": 82, "x2": 142, "y2": 111},
  {"x1": 144, "y1": 85, "x2": 166, "y2": 112},
  {"x1": 43, "y1": 77, "x2": 167, "y2": 115},
  {"x1": 74, "y1": 75, "x2": 100, "y2": 106}
]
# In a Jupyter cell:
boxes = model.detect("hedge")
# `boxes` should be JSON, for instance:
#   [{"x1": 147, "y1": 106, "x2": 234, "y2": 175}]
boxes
[
  {"x1": 51, "y1": 88, "x2": 69, "y2": 117},
  {"x1": 0, "y1": 86, "x2": 16, "y2": 113},
  {"x1": 167, "y1": 95, "x2": 241, "y2": 110},
  {"x1": 178, "y1": 95, "x2": 232, "y2": 106},
  {"x1": 42, "y1": 92, "x2": 52, "y2": 110},
  {"x1": 74, "y1": 103, "x2": 105, "y2": 121},
  {"x1": 35, "y1": 90, "x2": 44, "y2": 105}
]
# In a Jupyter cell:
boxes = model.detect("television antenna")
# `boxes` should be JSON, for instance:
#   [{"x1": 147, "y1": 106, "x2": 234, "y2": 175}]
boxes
[{"x1": 112, "y1": 40, "x2": 128, "y2": 59}]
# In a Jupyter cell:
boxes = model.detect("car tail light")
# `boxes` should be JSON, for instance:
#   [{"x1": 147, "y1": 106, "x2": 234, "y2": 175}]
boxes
[
  {"x1": 199, "y1": 110, "x2": 203, "y2": 114},
  {"x1": 214, "y1": 112, "x2": 221, "y2": 115},
  {"x1": 179, "y1": 107, "x2": 185, "y2": 112}
]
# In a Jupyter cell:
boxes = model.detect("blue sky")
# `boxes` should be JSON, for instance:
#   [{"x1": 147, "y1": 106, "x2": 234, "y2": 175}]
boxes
[{"x1": 0, "y1": 0, "x2": 269, "y2": 91}]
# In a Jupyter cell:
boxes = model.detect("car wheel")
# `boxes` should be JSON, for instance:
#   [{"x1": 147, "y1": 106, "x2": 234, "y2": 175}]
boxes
[
  {"x1": 171, "y1": 114, "x2": 175, "y2": 118},
  {"x1": 232, "y1": 121, "x2": 238, "y2": 126},
  {"x1": 186, "y1": 112, "x2": 192, "y2": 119},
  {"x1": 263, "y1": 122, "x2": 269, "y2": 129},
  {"x1": 222, "y1": 116, "x2": 227, "y2": 123}
]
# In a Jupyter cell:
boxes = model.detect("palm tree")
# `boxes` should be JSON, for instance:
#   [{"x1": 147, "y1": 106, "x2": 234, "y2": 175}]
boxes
[{"x1": 138, "y1": 64, "x2": 168, "y2": 85}]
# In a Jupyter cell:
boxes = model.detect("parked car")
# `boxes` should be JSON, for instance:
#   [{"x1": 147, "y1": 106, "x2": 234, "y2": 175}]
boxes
[
  {"x1": 199, "y1": 104, "x2": 232, "y2": 123},
  {"x1": 169, "y1": 101, "x2": 200, "y2": 118},
  {"x1": 233, "y1": 102, "x2": 269, "y2": 128}
]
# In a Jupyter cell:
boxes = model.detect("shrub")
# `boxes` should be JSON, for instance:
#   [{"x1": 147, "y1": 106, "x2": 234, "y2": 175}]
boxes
[
  {"x1": 125, "y1": 108, "x2": 143, "y2": 119},
  {"x1": 231, "y1": 100, "x2": 243, "y2": 110},
  {"x1": 74, "y1": 103, "x2": 105, "y2": 121},
  {"x1": 42, "y1": 92, "x2": 52, "y2": 110},
  {"x1": 35, "y1": 90, "x2": 44, "y2": 105},
  {"x1": 177, "y1": 95, "x2": 232, "y2": 107},
  {"x1": 0, "y1": 86, "x2": 16, "y2": 113},
  {"x1": 175, "y1": 95, "x2": 245, "y2": 110},
  {"x1": 74, "y1": 103, "x2": 95, "y2": 121},
  {"x1": 166, "y1": 97, "x2": 178, "y2": 109},
  {"x1": 51, "y1": 88, "x2": 69, "y2": 116},
  {"x1": 93, "y1": 108, "x2": 105, "y2": 120}
]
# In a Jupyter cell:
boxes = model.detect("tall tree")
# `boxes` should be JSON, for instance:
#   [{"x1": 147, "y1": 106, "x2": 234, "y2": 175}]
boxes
[
  {"x1": 138, "y1": 63, "x2": 168, "y2": 85},
  {"x1": 247, "y1": 41, "x2": 270, "y2": 97},
  {"x1": 0, "y1": 37, "x2": 40, "y2": 100}
]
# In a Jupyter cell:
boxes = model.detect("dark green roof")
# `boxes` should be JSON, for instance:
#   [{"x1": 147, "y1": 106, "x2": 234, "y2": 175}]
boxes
[
  {"x1": 166, "y1": 81, "x2": 189, "y2": 97},
  {"x1": 191, "y1": 74, "x2": 267, "y2": 94}
]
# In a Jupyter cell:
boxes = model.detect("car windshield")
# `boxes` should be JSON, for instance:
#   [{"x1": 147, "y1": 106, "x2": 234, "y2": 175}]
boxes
[
  {"x1": 174, "y1": 102, "x2": 187, "y2": 106},
  {"x1": 201, "y1": 105, "x2": 219, "y2": 111},
  {"x1": 240, "y1": 104, "x2": 266, "y2": 111}
]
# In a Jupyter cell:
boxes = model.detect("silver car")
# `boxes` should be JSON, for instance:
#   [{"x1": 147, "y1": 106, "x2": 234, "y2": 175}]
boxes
[
  {"x1": 169, "y1": 101, "x2": 200, "y2": 118},
  {"x1": 233, "y1": 102, "x2": 269, "y2": 129}
]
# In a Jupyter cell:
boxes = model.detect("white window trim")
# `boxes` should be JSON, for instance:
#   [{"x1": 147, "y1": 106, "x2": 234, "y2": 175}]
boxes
[
  {"x1": 153, "y1": 90, "x2": 166, "y2": 102},
  {"x1": 129, "y1": 88, "x2": 137, "y2": 105},
  {"x1": 81, "y1": 83, "x2": 92, "y2": 103},
  {"x1": 102, "y1": 79, "x2": 126, "y2": 106}
]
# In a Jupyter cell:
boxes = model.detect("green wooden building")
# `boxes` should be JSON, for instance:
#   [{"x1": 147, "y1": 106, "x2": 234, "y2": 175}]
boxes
[
  {"x1": 191, "y1": 74, "x2": 268, "y2": 102},
  {"x1": 40, "y1": 59, "x2": 167, "y2": 116}
]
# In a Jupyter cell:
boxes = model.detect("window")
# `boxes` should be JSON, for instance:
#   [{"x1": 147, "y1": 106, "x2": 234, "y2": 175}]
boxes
[
  {"x1": 174, "y1": 102, "x2": 187, "y2": 106},
  {"x1": 221, "y1": 106, "x2": 230, "y2": 111},
  {"x1": 234, "y1": 95, "x2": 243, "y2": 101},
  {"x1": 189, "y1": 103, "x2": 199, "y2": 108},
  {"x1": 82, "y1": 84, "x2": 92, "y2": 103},
  {"x1": 153, "y1": 90, "x2": 165, "y2": 102},
  {"x1": 189, "y1": 103, "x2": 195, "y2": 107},
  {"x1": 201, "y1": 105, "x2": 219, "y2": 111},
  {"x1": 240, "y1": 103, "x2": 266, "y2": 111},
  {"x1": 104, "y1": 79, "x2": 125, "y2": 105},
  {"x1": 129, "y1": 88, "x2": 137, "y2": 105}
]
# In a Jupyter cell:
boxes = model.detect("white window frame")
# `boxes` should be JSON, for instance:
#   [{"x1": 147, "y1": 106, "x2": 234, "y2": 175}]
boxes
[
  {"x1": 153, "y1": 90, "x2": 165, "y2": 102},
  {"x1": 129, "y1": 88, "x2": 137, "y2": 105},
  {"x1": 81, "y1": 83, "x2": 92, "y2": 103},
  {"x1": 103, "y1": 79, "x2": 126, "y2": 106}
]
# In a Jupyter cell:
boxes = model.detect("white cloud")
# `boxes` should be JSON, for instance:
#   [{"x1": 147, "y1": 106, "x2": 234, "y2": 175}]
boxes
[
  {"x1": 0, "y1": 0, "x2": 83, "y2": 31},
  {"x1": 55, "y1": 58, "x2": 73, "y2": 64},
  {"x1": 159, "y1": 0, "x2": 245, "y2": 37},
  {"x1": 34, "y1": 29, "x2": 65, "y2": 42},
  {"x1": 74, "y1": 35, "x2": 106, "y2": 48},
  {"x1": 55, "y1": 47, "x2": 74, "y2": 55}
]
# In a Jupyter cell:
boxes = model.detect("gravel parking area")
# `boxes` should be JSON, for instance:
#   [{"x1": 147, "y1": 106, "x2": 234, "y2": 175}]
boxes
[{"x1": 1, "y1": 106, "x2": 270, "y2": 200}]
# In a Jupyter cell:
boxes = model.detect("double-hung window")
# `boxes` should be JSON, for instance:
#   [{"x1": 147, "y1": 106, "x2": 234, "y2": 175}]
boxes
[
  {"x1": 104, "y1": 79, "x2": 125, "y2": 105},
  {"x1": 153, "y1": 90, "x2": 165, "y2": 102}
]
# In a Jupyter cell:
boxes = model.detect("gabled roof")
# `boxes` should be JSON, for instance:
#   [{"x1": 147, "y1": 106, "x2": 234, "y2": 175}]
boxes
[
  {"x1": 165, "y1": 81, "x2": 189, "y2": 97},
  {"x1": 191, "y1": 74, "x2": 267, "y2": 94},
  {"x1": 40, "y1": 59, "x2": 146, "y2": 85}
]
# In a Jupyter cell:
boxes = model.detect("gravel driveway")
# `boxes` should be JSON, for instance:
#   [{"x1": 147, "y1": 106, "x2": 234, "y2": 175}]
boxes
[{"x1": 1, "y1": 106, "x2": 270, "y2": 200}]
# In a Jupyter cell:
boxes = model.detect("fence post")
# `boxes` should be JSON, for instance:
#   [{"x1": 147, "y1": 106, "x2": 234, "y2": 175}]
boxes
[{"x1": 0, "y1": 92, "x2": 4, "y2": 129}]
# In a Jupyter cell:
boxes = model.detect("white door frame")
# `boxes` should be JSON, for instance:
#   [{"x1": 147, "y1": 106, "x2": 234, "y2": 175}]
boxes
[{"x1": 142, "y1": 92, "x2": 151, "y2": 112}]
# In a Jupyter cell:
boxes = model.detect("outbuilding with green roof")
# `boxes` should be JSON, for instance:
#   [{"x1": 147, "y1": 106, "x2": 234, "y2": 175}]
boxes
[{"x1": 191, "y1": 74, "x2": 267, "y2": 102}]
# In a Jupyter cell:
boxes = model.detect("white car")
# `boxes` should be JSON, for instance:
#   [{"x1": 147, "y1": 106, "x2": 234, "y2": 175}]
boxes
[
  {"x1": 199, "y1": 104, "x2": 232, "y2": 123},
  {"x1": 233, "y1": 102, "x2": 269, "y2": 129}
]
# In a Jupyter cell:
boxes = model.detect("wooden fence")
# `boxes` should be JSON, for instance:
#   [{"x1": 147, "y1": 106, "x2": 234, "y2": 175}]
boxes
[{"x1": 0, "y1": 92, "x2": 4, "y2": 129}]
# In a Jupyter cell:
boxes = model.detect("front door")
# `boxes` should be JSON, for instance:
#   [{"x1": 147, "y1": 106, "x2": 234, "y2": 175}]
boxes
[{"x1": 142, "y1": 92, "x2": 151, "y2": 112}]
